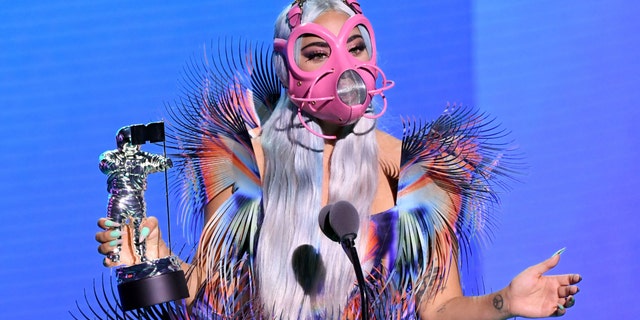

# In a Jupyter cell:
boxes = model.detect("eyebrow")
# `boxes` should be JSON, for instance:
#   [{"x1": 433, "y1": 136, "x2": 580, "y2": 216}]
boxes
[
  {"x1": 301, "y1": 41, "x2": 330, "y2": 51},
  {"x1": 347, "y1": 34, "x2": 364, "y2": 43},
  {"x1": 300, "y1": 33, "x2": 364, "y2": 51}
]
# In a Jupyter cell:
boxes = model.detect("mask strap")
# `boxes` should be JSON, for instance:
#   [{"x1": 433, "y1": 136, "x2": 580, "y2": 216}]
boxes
[
  {"x1": 361, "y1": 64, "x2": 395, "y2": 119},
  {"x1": 288, "y1": 0, "x2": 363, "y2": 29},
  {"x1": 287, "y1": 2, "x2": 303, "y2": 29},
  {"x1": 363, "y1": 94, "x2": 387, "y2": 120},
  {"x1": 363, "y1": 64, "x2": 395, "y2": 95},
  {"x1": 344, "y1": 0, "x2": 363, "y2": 14},
  {"x1": 297, "y1": 109, "x2": 338, "y2": 140}
]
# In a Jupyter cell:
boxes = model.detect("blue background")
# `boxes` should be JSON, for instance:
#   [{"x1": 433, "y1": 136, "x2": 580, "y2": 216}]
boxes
[{"x1": 0, "y1": 0, "x2": 638, "y2": 318}]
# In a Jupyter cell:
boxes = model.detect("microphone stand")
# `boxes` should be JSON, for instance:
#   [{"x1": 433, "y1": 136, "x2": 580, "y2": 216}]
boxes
[{"x1": 341, "y1": 235, "x2": 369, "y2": 320}]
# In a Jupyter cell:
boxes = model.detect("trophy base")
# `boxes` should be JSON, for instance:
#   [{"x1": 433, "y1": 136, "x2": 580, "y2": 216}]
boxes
[{"x1": 116, "y1": 256, "x2": 189, "y2": 311}]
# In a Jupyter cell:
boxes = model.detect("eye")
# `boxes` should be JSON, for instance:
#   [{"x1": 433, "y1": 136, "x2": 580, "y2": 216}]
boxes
[
  {"x1": 349, "y1": 42, "x2": 366, "y2": 56},
  {"x1": 302, "y1": 48, "x2": 330, "y2": 62},
  {"x1": 299, "y1": 39, "x2": 332, "y2": 67},
  {"x1": 347, "y1": 35, "x2": 368, "y2": 59}
]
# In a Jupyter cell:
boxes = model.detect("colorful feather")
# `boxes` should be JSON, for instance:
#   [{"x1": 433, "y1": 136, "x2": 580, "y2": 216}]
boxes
[
  {"x1": 166, "y1": 39, "x2": 280, "y2": 245},
  {"x1": 74, "y1": 36, "x2": 520, "y2": 317},
  {"x1": 164, "y1": 39, "x2": 281, "y2": 316},
  {"x1": 383, "y1": 105, "x2": 521, "y2": 299}
]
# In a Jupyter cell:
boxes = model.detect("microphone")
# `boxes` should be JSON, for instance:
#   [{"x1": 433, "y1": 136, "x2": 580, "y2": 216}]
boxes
[
  {"x1": 318, "y1": 201, "x2": 369, "y2": 320},
  {"x1": 318, "y1": 201, "x2": 360, "y2": 243}
]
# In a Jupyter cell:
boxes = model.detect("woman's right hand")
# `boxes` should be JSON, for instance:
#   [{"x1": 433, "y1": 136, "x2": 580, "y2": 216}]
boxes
[{"x1": 95, "y1": 216, "x2": 169, "y2": 268}]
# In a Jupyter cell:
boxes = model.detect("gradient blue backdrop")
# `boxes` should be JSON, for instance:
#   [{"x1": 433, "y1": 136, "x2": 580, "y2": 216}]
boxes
[{"x1": 0, "y1": 1, "x2": 638, "y2": 318}]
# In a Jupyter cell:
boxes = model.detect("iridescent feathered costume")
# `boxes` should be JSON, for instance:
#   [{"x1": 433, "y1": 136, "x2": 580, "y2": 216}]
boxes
[
  {"x1": 165, "y1": 39, "x2": 519, "y2": 319},
  {"x1": 73, "y1": 40, "x2": 519, "y2": 319}
]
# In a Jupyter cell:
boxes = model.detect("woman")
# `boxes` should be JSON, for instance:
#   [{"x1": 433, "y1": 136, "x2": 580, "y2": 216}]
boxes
[{"x1": 95, "y1": 0, "x2": 581, "y2": 318}]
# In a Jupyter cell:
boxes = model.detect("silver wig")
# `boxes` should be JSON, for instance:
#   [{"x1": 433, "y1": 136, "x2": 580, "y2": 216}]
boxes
[{"x1": 256, "y1": 0, "x2": 380, "y2": 318}]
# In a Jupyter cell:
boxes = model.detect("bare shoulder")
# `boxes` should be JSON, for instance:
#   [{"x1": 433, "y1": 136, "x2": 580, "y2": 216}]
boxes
[
  {"x1": 372, "y1": 130, "x2": 401, "y2": 212},
  {"x1": 375, "y1": 130, "x2": 401, "y2": 166}
]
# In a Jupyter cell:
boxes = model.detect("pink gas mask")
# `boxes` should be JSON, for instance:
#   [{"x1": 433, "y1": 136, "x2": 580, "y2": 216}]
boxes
[{"x1": 274, "y1": 0, "x2": 394, "y2": 139}]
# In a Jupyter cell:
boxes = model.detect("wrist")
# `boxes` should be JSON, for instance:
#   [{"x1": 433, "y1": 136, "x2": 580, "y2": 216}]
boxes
[{"x1": 492, "y1": 287, "x2": 514, "y2": 319}]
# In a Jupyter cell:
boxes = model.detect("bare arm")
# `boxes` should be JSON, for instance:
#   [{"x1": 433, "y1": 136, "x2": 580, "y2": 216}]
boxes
[
  {"x1": 417, "y1": 263, "x2": 511, "y2": 320},
  {"x1": 182, "y1": 186, "x2": 234, "y2": 306},
  {"x1": 418, "y1": 251, "x2": 581, "y2": 319}
]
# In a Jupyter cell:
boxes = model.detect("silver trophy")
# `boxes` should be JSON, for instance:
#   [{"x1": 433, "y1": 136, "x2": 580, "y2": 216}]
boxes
[{"x1": 99, "y1": 122, "x2": 188, "y2": 311}]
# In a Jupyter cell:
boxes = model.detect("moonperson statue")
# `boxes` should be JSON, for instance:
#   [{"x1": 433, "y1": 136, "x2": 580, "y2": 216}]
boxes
[
  {"x1": 99, "y1": 125, "x2": 173, "y2": 263},
  {"x1": 99, "y1": 123, "x2": 189, "y2": 311}
]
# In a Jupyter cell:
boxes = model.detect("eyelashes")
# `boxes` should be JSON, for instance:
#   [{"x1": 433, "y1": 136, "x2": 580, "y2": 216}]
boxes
[
  {"x1": 301, "y1": 41, "x2": 367, "y2": 62},
  {"x1": 348, "y1": 42, "x2": 367, "y2": 56},
  {"x1": 302, "y1": 49, "x2": 330, "y2": 62}
]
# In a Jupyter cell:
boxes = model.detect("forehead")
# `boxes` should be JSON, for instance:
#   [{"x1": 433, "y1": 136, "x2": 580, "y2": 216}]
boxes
[{"x1": 311, "y1": 10, "x2": 351, "y2": 37}]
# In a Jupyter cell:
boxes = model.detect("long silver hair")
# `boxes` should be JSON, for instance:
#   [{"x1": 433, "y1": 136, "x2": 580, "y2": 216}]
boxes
[{"x1": 255, "y1": 0, "x2": 380, "y2": 318}]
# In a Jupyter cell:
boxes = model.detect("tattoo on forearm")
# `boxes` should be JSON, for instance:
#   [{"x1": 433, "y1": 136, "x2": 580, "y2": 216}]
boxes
[
  {"x1": 493, "y1": 294, "x2": 504, "y2": 310},
  {"x1": 437, "y1": 301, "x2": 447, "y2": 313}
]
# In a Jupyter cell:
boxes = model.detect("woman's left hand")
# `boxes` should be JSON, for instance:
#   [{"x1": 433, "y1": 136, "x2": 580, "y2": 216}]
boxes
[{"x1": 505, "y1": 249, "x2": 581, "y2": 317}]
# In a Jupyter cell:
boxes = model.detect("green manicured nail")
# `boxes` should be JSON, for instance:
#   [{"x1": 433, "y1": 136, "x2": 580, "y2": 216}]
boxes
[
  {"x1": 105, "y1": 220, "x2": 120, "y2": 227},
  {"x1": 109, "y1": 240, "x2": 120, "y2": 247},
  {"x1": 557, "y1": 304, "x2": 565, "y2": 311},
  {"x1": 109, "y1": 230, "x2": 121, "y2": 238},
  {"x1": 139, "y1": 227, "x2": 150, "y2": 242},
  {"x1": 552, "y1": 247, "x2": 567, "y2": 257}
]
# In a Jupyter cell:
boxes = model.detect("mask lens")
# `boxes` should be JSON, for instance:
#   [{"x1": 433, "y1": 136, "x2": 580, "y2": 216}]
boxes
[
  {"x1": 346, "y1": 24, "x2": 373, "y2": 62},
  {"x1": 296, "y1": 33, "x2": 332, "y2": 71},
  {"x1": 337, "y1": 69, "x2": 367, "y2": 106}
]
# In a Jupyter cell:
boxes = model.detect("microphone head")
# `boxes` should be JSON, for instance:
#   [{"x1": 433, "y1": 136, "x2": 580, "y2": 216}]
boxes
[
  {"x1": 318, "y1": 204, "x2": 340, "y2": 242},
  {"x1": 330, "y1": 201, "x2": 360, "y2": 240},
  {"x1": 318, "y1": 201, "x2": 360, "y2": 243}
]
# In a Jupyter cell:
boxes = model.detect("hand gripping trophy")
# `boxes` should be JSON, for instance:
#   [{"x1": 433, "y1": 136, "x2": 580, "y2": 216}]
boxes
[{"x1": 99, "y1": 122, "x2": 188, "y2": 311}]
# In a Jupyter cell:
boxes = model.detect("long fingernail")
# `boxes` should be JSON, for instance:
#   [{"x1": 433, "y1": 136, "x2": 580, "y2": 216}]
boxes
[
  {"x1": 109, "y1": 239, "x2": 122, "y2": 247},
  {"x1": 105, "y1": 220, "x2": 120, "y2": 228},
  {"x1": 557, "y1": 303, "x2": 565, "y2": 311},
  {"x1": 139, "y1": 227, "x2": 150, "y2": 242},
  {"x1": 109, "y1": 230, "x2": 121, "y2": 238},
  {"x1": 552, "y1": 247, "x2": 566, "y2": 257}
]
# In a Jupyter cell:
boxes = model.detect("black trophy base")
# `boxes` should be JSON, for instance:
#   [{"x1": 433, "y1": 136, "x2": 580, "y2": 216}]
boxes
[{"x1": 117, "y1": 262, "x2": 189, "y2": 311}]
